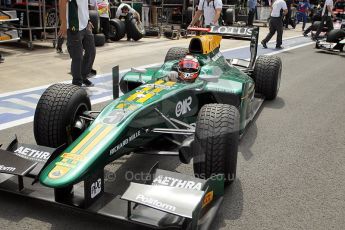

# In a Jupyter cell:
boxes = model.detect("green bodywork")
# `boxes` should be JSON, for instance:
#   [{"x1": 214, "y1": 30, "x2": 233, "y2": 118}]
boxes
[{"x1": 39, "y1": 49, "x2": 255, "y2": 188}]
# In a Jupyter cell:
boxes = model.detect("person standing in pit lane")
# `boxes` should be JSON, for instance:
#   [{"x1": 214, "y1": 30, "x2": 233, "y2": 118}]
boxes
[
  {"x1": 296, "y1": 0, "x2": 311, "y2": 31},
  {"x1": 90, "y1": 0, "x2": 113, "y2": 43},
  {"x1": 314, "y1": 0, "x2": 336, "y2": 39},
  {"x1": 189, "y1": 0, "x2": 223, "y2": 27},
  {"x1": 248, "y1": 0, "x2": 258, "y2": 26},
  {"x1": 261, "y1": 0, "x2": 288, "y2": 49},
  {"x1": 284, "y1": 0, "x2": 296, "y2": 29},
  {"x1": 58, "y1": 0, "x2": 96, "y2": 87}
]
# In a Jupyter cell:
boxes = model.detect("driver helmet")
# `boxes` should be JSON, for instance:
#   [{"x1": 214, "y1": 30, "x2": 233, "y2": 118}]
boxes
[{"x1": 177, "y1": 55, "x2": 200, "y2": 82}]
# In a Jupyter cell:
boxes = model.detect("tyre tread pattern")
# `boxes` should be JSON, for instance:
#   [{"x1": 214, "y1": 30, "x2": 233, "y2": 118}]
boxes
[
  {"x1": 193, "y1": 104, "x2": 239, "y2": 184},
  {"x1": 164, "y1": 47, "x2": 189, "y2": 63},
  {"x1": 254, "y1": 55, "x2": 282, "y2": 100},
  {"x1": 34, "y1": 84, "x2": 89, "y2": 147}
]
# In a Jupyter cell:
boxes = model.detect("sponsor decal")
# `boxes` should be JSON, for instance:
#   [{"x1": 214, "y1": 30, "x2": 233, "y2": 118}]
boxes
[
  {"x1": 175, "y1": 96, "x2": 192, "y2": 117},
  {"x1": 91, "y1": 178, "x2": 102, "y2": 198},
  {"x1": 109, "y1": 130, "x2": 141, "y2": 155},
  {"x1": 136, "y1": 194, "x2": 176, "y2": 212},
  {"x1": 211, "y1": 52, "x2": 222, "y2": 61},
  {"x1": 153, "y1": 175, "x2": 202, "y2": 191},
  {"x1": 202, "y1": 191, "x2": 214, "y2": 208},
  {"x1": 14, "y1": 146, "x2": 50, "y2": 162},
  {"x1": 0, "y1": 164, "x2": 16, "y2": 172},
  {"x1": 210, "y1": 26, "x2": 253, "y2": 37}
]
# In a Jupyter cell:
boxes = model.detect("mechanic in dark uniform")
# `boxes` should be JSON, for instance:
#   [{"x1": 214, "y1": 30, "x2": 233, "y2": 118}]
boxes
[
  {"x1": 248, "y1": 0, "x2": 257, "y2": 26},
  {"x1": 59, "y1": 0, "x2": 96, "y2": 87},
  {"x1": 284, "y1": 0, "x2": 296, "y2": 29},
  {"x1": 261, "y1": 0, "x2": 288, "y2": 49},
  {"x1": 314, "y1": 0, "x2": 336, "y2": 39}
]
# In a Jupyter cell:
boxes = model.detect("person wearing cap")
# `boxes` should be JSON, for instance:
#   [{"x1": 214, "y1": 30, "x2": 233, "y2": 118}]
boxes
[
  {"x1": 58, "y1": 0, "x2": 95, "y2": 87},
  {"x1": 261, "y1": 0, "x2": 288, "y2": 49}
]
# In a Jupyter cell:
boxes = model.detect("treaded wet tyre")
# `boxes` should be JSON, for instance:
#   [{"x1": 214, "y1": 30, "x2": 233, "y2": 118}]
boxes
[
  {"x1": 164, "y1": 47, "x2": 189, "y2": 62},
  {"x1": 224, "y1": 8, "x2": 234, "y2": 25},
  {"x1": 254, "y1": 55, "x2": 282, "y2": 100},
  {"x1": 193, "y1": 104, "x2": 240, "y2": 185},
  {"x1": 311, "y1": 21, "x2": 319, "y2": 31},
  {"x1": 109, "y1": 18, "x2": 126, "y2": 41},
  {"x1": 326, "y1": 29, "x2": 345, "y2": 42},
  {"x1": 34, "y1": 84, "x2": 91, "y2": 148},
  {"x1": 94, "y1": 33, "x2": 106, "y2": 46},
  {"x1": 89, "y1": 10, "x2": 100, "y2": 34},
  {"x1": 130, "y1": 18, "x2": 145, "y2": 41}
]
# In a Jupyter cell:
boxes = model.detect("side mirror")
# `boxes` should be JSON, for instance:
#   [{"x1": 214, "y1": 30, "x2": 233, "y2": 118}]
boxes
[
  {"x1": 199, "y1": 74, "x2": 220, "y2": 83},
  {"x1": 131, "y1": 68, "x2": 147, "y2": 74}
]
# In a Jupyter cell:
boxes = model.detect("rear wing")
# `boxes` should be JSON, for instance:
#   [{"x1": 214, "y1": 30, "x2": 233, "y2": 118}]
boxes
[
  {"x1": 188, "y1": 26, "x2": 259, "y2": 69},
  {"x1": 121, "y1": 166, "x2": 224, "y2": 230}
]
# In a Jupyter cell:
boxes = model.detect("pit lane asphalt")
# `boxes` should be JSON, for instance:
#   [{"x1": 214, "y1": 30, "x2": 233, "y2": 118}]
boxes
[{"x1": 0, "y1": 45, "x2": 345, "y2": 229}]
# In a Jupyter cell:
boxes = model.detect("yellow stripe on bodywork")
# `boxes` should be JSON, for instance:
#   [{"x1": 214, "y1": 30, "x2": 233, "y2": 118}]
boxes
[
  {"x1": 137, "y1": 93, "x2": 154, "y2": 103},
  {"x1": 155, "y1": 80, "x2": 164, "y2": 85},
  {"x1": 165, "y1": 81, "x2": 176, "y2": 87},
  {"x1": 61, "y1": 153, "x2": 85, "y2": 161},
  {"x1": 142, "y1": 86, "x2": 153, "y2": 91},
  {"x1": 71, "y1": 124, "x2": 102, "y2": 154},
  {"x1": 152, "y1": 88, "x2": 163, "y2": 93},
  {"x1": 79, "y1": 126, "x2": 113, "y2": 156},
  {"x1": 126, "y1": 92, "x2": 143, "y2": 101},
  {"x1": 56, "y1": 161, "x2": 77, "y2": 168},
  {"x1": 116, "y1": 103, "x2": 126, "y2": 109}
]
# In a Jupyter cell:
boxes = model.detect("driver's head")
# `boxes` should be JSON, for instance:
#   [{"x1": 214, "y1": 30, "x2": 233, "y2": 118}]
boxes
[{"x1": 177, "y1": 55, "x2": 200, "y2": 82}]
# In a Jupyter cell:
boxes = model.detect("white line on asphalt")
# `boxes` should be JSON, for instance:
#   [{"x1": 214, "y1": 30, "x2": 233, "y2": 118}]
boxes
[
  {"x1": 3, "y1": 98, "x2": 38, "y2": 109},
  {"x1": 0, "y1": 107, "x2": 27, "y2": 115},
  {"x1": 24, "y1": 94, "x2": 42, "y2": 99}
]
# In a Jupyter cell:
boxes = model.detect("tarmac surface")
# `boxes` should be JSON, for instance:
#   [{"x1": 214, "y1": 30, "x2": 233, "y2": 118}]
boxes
[{"x1": 0, "y1": 24, "x2": 345, "y2": 229}]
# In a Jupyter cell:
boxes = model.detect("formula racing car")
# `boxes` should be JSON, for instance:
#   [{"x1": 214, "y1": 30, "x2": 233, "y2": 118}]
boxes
[{"x1": 0, "y1": 25, "x2": 282, "y2": 229}]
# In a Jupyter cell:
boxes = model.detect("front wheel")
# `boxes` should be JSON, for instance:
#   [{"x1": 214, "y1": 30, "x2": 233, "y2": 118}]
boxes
[
  {"x1": 193, "y1": 104, "x2": 240, "y2": 185},
  {"x1": 34, "y1": 84, "x2": 91, "y2": 147},
  {"x1": 254, "y1": 55, "x2": 282, "y2": 100}
]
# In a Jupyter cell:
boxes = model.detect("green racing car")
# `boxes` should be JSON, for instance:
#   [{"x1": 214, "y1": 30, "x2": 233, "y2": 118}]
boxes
[{"x1": 0, "y1": 25, "x2": 282, "y2": 230}]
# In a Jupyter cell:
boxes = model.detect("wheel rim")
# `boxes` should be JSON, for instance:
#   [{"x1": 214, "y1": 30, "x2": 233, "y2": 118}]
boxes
[
  {"x1": 67, "y1": 103, "x2": 89, "y2": 143},
  {"x1": 109, "y1": 23, "x2": 117, "y2": 38}
]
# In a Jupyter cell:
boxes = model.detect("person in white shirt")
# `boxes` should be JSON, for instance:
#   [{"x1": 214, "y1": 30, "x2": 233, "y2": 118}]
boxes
[
  {"x1": 261, "y1": 0, "x2": 288, "y2": 49},
  {"x1": 314, "y1": 0, "x2": 335, "y2": 39},
  {"x1": 116, "y1": 2, "x2": 141, "y2": 41},
  {"x1": 90, "y1": 0, "x2": 113, "y2": 43},
  {"x1": 189, "y1": 0, "x2": 223, "y2": 27},
  {"x1": 58, "y1": 0, "x2": 95, "y2": 87}
]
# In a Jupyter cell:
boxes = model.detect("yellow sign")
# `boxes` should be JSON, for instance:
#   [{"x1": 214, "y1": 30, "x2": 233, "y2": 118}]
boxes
[{"x1": 202, "y1": 191, "x2": 214, "y2": 208}]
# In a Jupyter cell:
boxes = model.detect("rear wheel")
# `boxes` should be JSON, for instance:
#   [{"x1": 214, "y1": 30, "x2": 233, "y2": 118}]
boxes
[
  {"x1": 326, "y1": 29, "x2": 345, "y2": 43},
  {"x1": 94, "y1": 33, "x2": 106, "y2": 46},
  {"x1": 89, "y1": 10, "x2": 100, "y2": 34},
  {"x1": 193, "y1": 104, "x2": 240, "y2": 185},
  {"x1": 164, "y1": 47, "x2": 188, "y2": 62},
  {"x1": 129, "y1": 18, "x2": 145, "y2": 41},
  {"x1": 254, "y1": 55, "x2": 282, "y2": 100},
  {"x1": 109, "y1": 18, "x2": 126, "y2": 41},
  {"x1": 34, "y1": 84, "x2": 91, "y2": 147}
]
